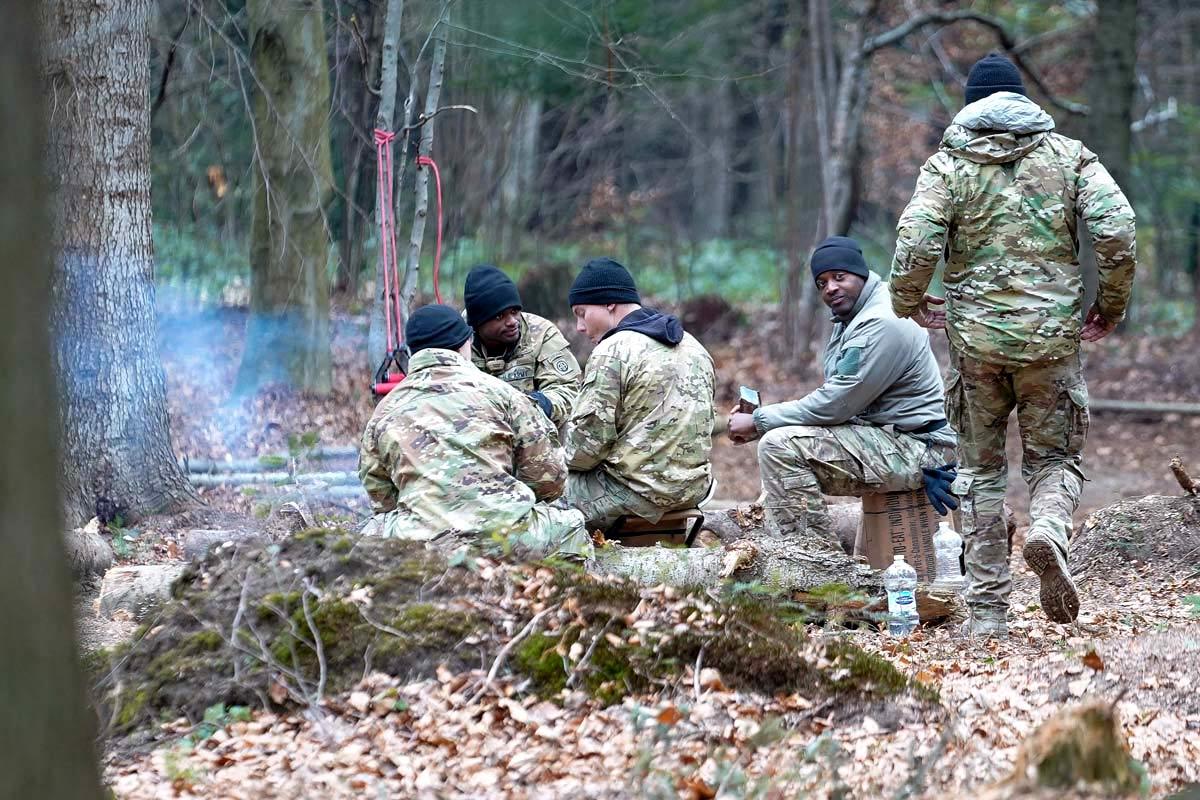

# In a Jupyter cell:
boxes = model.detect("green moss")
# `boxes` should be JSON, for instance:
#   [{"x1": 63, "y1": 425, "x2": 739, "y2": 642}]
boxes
[
  {"x1": 293, "y1": 528, "x2": 332, "y2": 542},
  {"x1": 331, "y1": 536, "x2": 354, "y2": 554},
  {"x1": 824, "y1": 640, "x2": 912, "y2": 697},
  {"x1": 115, "y1": 688, "x2": 150, "y2": 730},
  {"x1": 514, "y1": 632, "x2": 569, "y2": 696},
  {"x1": 183, "y1": 629, "x2": 224, "y2": 652}
]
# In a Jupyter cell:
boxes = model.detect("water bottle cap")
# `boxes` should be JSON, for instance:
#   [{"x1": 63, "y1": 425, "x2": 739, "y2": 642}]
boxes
[{"x1": 893, "y1": 555, "x2": 905, "y2": 562}]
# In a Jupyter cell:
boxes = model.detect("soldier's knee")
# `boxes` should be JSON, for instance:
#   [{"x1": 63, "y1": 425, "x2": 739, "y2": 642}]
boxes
[{"x1": 757, "y1": 426, "x2": 821, "y2": 467}]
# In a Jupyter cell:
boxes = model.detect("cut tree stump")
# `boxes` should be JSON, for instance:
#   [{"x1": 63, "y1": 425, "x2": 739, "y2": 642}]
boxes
[
  {"x1": 98, "y1": 564, "x2": 186, "y2": 619},
  {"x1": 973, "y1": 699, "x2": 1140, "y2": 799},
  {"x1": 64, "y1": 521, "x2": 113, "y2": 580}
]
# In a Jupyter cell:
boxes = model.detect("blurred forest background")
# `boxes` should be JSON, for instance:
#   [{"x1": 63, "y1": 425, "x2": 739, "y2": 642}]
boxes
[{"x1": 149, "y1": 0, "x2": 1197, "y2": 380}]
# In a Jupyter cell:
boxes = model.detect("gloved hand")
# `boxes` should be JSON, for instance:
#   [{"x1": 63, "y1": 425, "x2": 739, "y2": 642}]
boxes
[
  {"x1": 922, "y1": 462, "x2": 959, "y2": 516},
  {"x1": 529, "y1": 391, "x2": 553, "y2": 418}
]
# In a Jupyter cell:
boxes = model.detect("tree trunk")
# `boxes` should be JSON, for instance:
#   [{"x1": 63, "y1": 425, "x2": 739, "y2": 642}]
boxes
[
  {"x1": 1084, "y1": 0, "x2": 1137, "y2": 198},
  {"x1": 367, "y1": 0, "x2": 406, "y2": 373},
  {"x1": 1, "y1": 5, "x2": 105, "y2": 795},
  {"x1": 43, "y1": 0, "x2": 196, "y2": 526},
  {"x1": 399, "y1": 8, "x2": 450, "y2": 328},
  {"x1": 237, "y1": 0, "x2": 335, "y2": 396},
  {"x1": 1080, "y1": 0, "x2": 1138, "y2": 317}
]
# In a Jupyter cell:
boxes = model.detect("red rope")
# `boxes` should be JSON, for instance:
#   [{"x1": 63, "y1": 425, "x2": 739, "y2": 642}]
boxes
[
  {"x1": 417, "y1": 154, "x2": 444, "y2": 304},
  {"x1": 373, "y1": 128, "x2": 402, "y2": 350}
]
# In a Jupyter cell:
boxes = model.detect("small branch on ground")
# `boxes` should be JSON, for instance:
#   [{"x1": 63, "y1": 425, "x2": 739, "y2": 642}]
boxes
[
  {"x1": 1170, "y1": 456, "x2": 1198, "y2": 496},
  {"x1": 468, "y1": 605, "x2": 557, "y2": 704}
]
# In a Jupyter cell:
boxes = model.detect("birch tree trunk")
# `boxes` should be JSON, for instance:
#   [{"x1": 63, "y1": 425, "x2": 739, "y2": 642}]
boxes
[
  {"x1": 237, "y1": 0, "x2": 335, "y2": 396},
  {"x1": 367, "y1": 0, "x2": 406, "y2": 373},
  {"x1": 1, "y1": 5, "x2": 105, "y2": 795},
  {"x1": 42, "y1": 0, "x2": 195, "y2": 526},
  {"x1": 399, "y1": 8, "x2": 450, "y2": 330}
]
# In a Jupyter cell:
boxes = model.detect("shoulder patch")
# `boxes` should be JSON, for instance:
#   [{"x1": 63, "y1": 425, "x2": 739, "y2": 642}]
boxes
[
  {"x1": 551, "y1": 354, "x2": 575, "y2": 375},
  {"x1": 835, "y1": 347, "x2": 863, "y2": 376}
]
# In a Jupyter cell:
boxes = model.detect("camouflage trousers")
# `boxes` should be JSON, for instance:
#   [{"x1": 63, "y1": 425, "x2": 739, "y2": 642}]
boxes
[
  {"x1": 377, "y1": 503, "x2": 593, "y2": 560},
  {"x1": 565, "y1": 468, "x2": 708, "y2": 531},
  {"x1": 757, "y1": 423, "x2": 950, "y2": 547},
  {"x1": 946, "y1": 352, "x2": 1088, "y2": 619}
]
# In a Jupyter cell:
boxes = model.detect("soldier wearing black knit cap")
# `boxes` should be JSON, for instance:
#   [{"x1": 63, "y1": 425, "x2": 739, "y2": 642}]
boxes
[
  {"x1": 462, "y1": 264, "x2": 581, "y2": 428},
  {"x1": 563, "y1": 257, "x2": 717, "y2": 531}
]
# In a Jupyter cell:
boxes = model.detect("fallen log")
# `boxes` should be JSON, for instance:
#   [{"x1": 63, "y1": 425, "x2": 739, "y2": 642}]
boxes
[
  {"x1": 98, "y1": 564, "x2": 186, "y2": 619},
  {"x1": 188, "y1": 470, "x2": 360, "y2": 487},
  {"x1": 183, "y1": 529, "x2": 265, "y2": 562},
  {"x1": 591, "y1": 536, "x2": 958, "y2": 623},
  {"x1": 1090, "y1": 398, "x2": 1200, "y2": 416},
  {"x1": 182, "y1": 446, "x2": 358, "y2": 473}
]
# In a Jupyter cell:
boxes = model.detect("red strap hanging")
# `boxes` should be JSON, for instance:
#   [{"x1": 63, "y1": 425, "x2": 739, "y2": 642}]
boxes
[
  {"x1": 373, "y1": 128, "x2": 402, "y2": 352},
  {"x1": 417, "y1": 154, "x2": 444, "y2": 304},
  {"x1": 371, "y1": 136, "x2": 448, "y2": 397}
]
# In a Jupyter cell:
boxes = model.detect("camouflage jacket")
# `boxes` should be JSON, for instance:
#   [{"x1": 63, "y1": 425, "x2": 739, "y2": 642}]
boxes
[
  {"x1": 565, "y1": 313, "x2": 716, "y2": 509},
  {"x1": 359, "y1": 348, "x2": 566, "y2": 541},
  {"x1": 471, "y1": 312, "x2": 581, "y2": 428},
  {"x1": 891, "y1": 92, "x2": 1136, "y2": 366}
]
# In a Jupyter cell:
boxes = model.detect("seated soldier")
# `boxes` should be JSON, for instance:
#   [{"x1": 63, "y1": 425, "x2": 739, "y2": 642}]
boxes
[
  {"x1": 463, "y1": 264, "x2": 581, "y2": 428},
  {"x1": 563, "y1": 257, "x2": 716, "y2": 531},
  {"x1": 359, "y1": 304, "x2": 591, "y2": 560},
  {"x1": 727, "y1": 236, "x2": 958, "y2": 548}
]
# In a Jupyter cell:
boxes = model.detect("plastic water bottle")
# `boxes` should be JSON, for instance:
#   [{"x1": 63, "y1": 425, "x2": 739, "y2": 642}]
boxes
[
  {"x1": 931, "y1": 521, "x2": 965, "y2": 593},
  {"x1": 883, "y1": 555, "x2": 919, "y2": 636}
]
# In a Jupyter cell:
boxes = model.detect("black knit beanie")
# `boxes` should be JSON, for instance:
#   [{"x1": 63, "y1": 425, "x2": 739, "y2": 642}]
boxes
[
  {"x1": 965, "y1": 53, "x2": 1025, "y2": 105},
  {"x1": 810, "y1": 236, "x2": 870, "y2": 283},
  {"x1": 568, "y1": 257, "x2": 641, "y2": 306},
  {"x1": 405, "y1": 304, "x2": 472, "y2": 354},
  {"x1": 464, "y1": 264, "x2": 522, "y2": 327}
]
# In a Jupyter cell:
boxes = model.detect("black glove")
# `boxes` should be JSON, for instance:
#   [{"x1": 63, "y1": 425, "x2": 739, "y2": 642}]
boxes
[
  {"x1": 922, "y1": 462, "x2": 959, "y2": 516},
  {"x1": 529, "y1": 391, "x2": 553, "y2": 418}
]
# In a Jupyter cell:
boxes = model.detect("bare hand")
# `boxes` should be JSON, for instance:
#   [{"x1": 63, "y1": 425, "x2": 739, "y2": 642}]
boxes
[
  {"x1": 726, "y1": 405, "x2": 760, "y2": 444},
  {"x1": 1080, "y1": 305, "x2": 1117, "y2": 342},
  {"x1": 912, "y1": 293, "x2": 947, "y2": 329}
]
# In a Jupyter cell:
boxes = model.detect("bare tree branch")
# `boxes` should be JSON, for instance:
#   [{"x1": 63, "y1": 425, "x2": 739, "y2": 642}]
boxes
[{"x1": 861, "y1": 9, "x2": 1088, "y2": 117}]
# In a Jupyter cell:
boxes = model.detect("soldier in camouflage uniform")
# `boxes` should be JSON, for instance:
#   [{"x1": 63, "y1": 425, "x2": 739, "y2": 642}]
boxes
[
  {"x1": 463, "y1": 264, "x2": 581, "y2": 429},
  {"x1": 563, "y1": 257, "x2": 716, "y2": 530},
  {"x1": 890, "y1": 54, "x2": 1136, "y2": 634},
  {"x1": 359, "y1": 304, "x2": 592, "y2": 560},
  {"x1": 727, "y1": 237, "x2": 958, "y2": 550}
]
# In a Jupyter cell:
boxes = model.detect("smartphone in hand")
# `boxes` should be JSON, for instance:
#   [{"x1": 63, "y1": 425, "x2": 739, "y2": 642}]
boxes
[{"x1": 738, "y1": 386, "x2": 761, "y2": 414}]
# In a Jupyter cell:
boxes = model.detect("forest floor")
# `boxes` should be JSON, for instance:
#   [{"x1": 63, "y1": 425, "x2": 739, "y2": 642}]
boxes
[{"x1": 91, "y1": 302, "x2": 1200, "y2": 798}]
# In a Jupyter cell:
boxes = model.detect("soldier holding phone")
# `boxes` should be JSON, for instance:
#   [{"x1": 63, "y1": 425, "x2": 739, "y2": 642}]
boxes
[{"x1": 727, "y1": 236, "x2": 957, "y2": 550}]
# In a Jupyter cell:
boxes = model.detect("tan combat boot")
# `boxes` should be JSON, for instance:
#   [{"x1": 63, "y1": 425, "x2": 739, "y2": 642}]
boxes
[
  {"x1": 1023, "y1": 529, "x2": 1079, "y2": 623},
  {"x1": 961, "y1": 610, "x2": 1008, "y2": 639}
]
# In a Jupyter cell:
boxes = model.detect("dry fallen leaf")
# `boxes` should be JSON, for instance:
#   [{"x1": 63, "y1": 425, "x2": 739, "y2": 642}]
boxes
[
  {"x1": 1081, "y1": 649, "x2": 1105, "y2": 671},
  {"x1": 657, "y1": 705, "x2": 683, "y2": 726}
]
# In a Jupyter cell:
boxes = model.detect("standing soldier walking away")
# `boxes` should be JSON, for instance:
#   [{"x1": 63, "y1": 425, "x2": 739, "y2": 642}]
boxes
[
  {"x1": 463, "y1": 264, "x2": 582, "y2": 429},
  {"x1": 890, "y1": 53, "x2": 1137, "y2": 636}
]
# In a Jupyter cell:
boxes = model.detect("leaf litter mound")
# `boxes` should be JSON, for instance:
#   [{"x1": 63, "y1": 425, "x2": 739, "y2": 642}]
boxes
[{"x1": 95, "y1": 530, "x2": 927, "y2": 740}]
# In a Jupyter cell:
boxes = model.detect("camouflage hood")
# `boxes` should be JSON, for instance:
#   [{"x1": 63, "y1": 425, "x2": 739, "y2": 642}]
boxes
[{"x1": 941, "y1": 92, "x2": 1055, "y2": 165}]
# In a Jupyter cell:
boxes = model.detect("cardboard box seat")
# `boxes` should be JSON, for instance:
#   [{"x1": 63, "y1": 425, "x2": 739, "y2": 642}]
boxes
[{"x1": 605, "y1": 508, "x2": 705, "y2": 548}]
